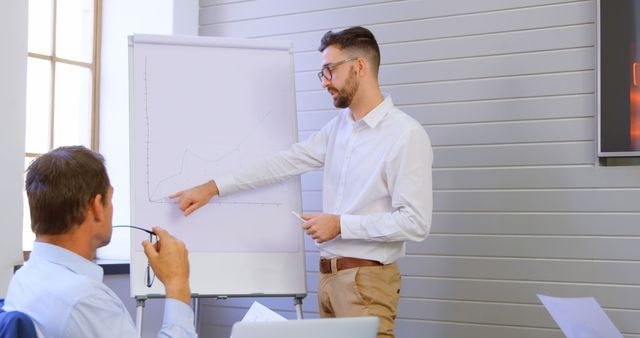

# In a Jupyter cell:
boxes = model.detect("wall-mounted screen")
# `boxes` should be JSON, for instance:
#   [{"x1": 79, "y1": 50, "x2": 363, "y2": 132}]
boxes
[{"x1": 598, "y1": 0, "x2": 640, "y2": 157}]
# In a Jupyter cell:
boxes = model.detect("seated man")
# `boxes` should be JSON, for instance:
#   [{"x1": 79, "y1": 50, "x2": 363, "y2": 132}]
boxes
[{"x1": 2, "y1": 146, "x2": 196, "y2": 338}]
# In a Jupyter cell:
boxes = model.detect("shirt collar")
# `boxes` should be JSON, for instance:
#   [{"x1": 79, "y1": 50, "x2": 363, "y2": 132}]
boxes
[
  {"x1": 30, "y1": 242, "x2": 104, "y2": 282},
  {"x1": 356, "y1": 93, "x2": 393, "y2": 129}
]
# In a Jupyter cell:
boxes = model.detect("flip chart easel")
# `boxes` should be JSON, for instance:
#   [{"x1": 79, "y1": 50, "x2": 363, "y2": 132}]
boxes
[{"x1": 128, "y1": 34, "x2": 306, "y2": 334}]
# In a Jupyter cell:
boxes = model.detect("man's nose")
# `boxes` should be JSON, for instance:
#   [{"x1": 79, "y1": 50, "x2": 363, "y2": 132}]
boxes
[{"x1": 321, "y1": 76, "x2": 331, "y2": 88}]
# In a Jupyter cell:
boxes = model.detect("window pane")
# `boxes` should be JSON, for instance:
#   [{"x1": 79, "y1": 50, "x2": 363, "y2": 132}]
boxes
[
  {"x1": 53, "y1": 63, "x2": 92, "y2": 148},
  {"x1": 56, "y1": 0, "x2": 94, "y2": 63},
  {"x1": 23, "y1": 157, "x2": 35, "y2": 251},
  {"x1": 26, "y1": 57, "x2": 52, "y2": 153},
  {"x1": 28, "y1": 0, "x2": 53, "y2": 55}
]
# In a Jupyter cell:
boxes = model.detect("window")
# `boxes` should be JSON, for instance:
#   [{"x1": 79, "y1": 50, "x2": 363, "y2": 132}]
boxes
[{"x1": 24, "y1": 0, "x2": 102, "y2": 249}]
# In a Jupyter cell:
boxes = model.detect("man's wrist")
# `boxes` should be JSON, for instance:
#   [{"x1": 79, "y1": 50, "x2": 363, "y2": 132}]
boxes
[
  {"x1": 207, "y1": 180, "x2": 219, "y2": 197},
  {"x1": 165, "y1": 282, "x2": 191, "y2": 305}
]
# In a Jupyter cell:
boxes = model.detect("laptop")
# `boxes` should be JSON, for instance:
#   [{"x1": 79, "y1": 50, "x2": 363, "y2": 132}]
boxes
[{"x1": 231, "y1": 316, "x2": 379, "y2": 338}]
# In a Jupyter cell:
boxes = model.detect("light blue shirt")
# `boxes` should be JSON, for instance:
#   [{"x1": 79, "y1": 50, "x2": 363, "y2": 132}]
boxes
[{"x1": 3, "y1": 242, "x2": 196, "y2": 338}]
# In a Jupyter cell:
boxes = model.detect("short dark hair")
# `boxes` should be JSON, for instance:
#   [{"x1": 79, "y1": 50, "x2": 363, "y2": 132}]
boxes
[
  {"x1": 318, "y1": 26, "x2": 381, "y2": 75},
  {"x1": 26, "y1": 146, "x2": 111, "y2": 235}
]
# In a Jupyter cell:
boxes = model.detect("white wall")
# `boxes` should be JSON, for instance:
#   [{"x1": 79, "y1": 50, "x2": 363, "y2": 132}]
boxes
[
  {"x1": 173, "y1": 0, "x2": 199, "y2": 35},
  {"x1": 196, "y1": 1, "x2": 640, "y2": 337},
  {"x1": 0, "y1": 0, "x2": 27, "y2": 298}
]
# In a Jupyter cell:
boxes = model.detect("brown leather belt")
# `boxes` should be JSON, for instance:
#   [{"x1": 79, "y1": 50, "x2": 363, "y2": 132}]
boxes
[{"x1": 319, "y1": 257, "x2": 382, "y2": 274}]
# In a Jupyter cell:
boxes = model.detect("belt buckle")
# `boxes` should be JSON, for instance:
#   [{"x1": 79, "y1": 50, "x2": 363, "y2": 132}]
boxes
[{"x1": 320, "y1": 258, "x2": 339, "y2": 274}]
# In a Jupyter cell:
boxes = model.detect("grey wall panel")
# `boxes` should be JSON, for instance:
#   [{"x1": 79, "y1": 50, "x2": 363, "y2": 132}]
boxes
[
  {"x1": 298, "y1": 94, "x2": 594, "y2": 130},
  {"x1": 298, "y1": 131, "x2": 313, "y2": 141},
  {"x1": 199, "y1": 0, "x2": 581, "y2": 37},
  {"x1": 198, "y1": 305, "x2": 247, "y2": 326},
  {"x1": 296, "y1": 47, "x2": 595, "y2": 91},
  {"x1": 398, "y1": 299, "x2": 640, "y2": 333},
  {"x1": 296, "y1": 111, "x2": 338, "y2": 131},
  {"x1": 304, "y1": 236, "x2": 319, "y2": 253},
  {"x1": 277, "y1": 0, "x2": 594, "y2": 53},
  {"x1": 306, "y1": 188, "x2": 640, "y2": 213},
  {"x1": 199, "y1": 0, "x2": 243, "y2": 8},
  {"x1": 398, "y1": 256, "x2": 640, "y2": 284},
  {"x1": 297, "y1": 71, "x2": 594, "y2": 111},
  {"x1": 410, "y1": 235, "x2": 640, "y2": 260},
  {"x1": 200, "y1": 299, "x2": 303, "y2": 319},
  {"x1": 294, "y1": 24, "x2": 595, "y2": 71},
  {"x1": 199, "y1": 0, "x2": 640, "y2": 336},
  {"x1": 434, "y1": 166, "x2": 640, "y2": 189},
  {"x1": 198, "y1": 325, "x2": 232, "y2": 338},
  {"x1": 200, "y1": 0, "x2": 392, "y2": 26},
  {"x1": 398, "y1": 299, "x2": 553, "y2": 327},
  {"x1": 394, "y1": 320, "x2": 565, "y2": 338},
  {"x1": 400, "y1": 277, "x2": 640, "y2": 309},
  {"x1": 381, "y1": 23, "x2": 594, "y2": 64},
  {"x1": 435, "y1": 190, "x2": 640, "y2": 212},
  {"x1": 430, "y1": 213, "x2": 640, "y2": 235},
  {"x1": 385, "y1": 71, "x2": 594, "y2": 105},
  {"x1": 379, "y1": 48, "x2": 594, "y2": 86},
  {"x1": 300, "y1": 170, "x2": 322, "y2": 190},
  {"x1": 426, "y1": 118, "x2": 593, "y2": 146},
  {"x1": 433, "y1": 142, "x2": 595, "y2": 168},
  {"x1": 301, "y1": 190, "x2": 322, "y2": 211},
  {"x1": 407, "y1": 94, "x2": 595, "y2": 125}
]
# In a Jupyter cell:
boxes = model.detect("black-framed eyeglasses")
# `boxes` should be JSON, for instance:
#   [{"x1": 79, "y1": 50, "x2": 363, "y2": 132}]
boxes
[
  {"x1": 113, "y1": 225, "x2": 157, "y2": 288},
  {"x1": 317, "y1": 57, "x2": 358, "y2": 82}
]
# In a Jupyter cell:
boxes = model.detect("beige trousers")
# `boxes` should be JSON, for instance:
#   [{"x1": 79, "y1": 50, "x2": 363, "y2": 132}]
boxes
[{"x1": 318, "y1": 262, "x2": 401, "y2": 338}]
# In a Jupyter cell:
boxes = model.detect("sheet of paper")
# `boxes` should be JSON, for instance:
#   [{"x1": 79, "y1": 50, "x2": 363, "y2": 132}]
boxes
[
  {"x1": 241, "y1": 301, "x2": 287, "y2": 322},
  {"x1": 538, "y1": 294, "x2": 623, "y2": 338}
]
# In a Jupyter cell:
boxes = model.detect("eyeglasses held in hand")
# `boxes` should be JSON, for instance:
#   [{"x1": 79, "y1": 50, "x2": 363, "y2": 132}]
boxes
[{"x1": 112, "y1": 225, "x2": 157, "y2": 288}]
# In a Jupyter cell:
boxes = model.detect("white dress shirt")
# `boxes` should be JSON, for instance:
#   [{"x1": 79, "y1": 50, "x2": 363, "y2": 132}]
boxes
[
  {"x1": 3, "y1": 242, "x2": 196, "y2": 338},
  {"x1": 215, "y1": 94, "x2": 433, "y2": 264}
]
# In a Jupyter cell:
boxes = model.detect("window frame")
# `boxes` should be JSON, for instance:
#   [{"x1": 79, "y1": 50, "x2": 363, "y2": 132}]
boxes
[{"x1": 24, "y1": 0, "x2": 102, "y2": 248}]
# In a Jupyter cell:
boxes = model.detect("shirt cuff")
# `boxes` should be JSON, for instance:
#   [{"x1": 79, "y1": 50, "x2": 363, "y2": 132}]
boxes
[
  {"x1": 339, "y1": 214, "x2": 363, "y2": 239},
  {"x1": 163, "y1": 298, "x2": 195, "y2": 331},
  {"x1": 214, "y1": 174, "x2": 240, "y2": 197}
]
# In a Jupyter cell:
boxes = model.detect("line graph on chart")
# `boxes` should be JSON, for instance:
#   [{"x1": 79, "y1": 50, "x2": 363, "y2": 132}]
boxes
[
  {"x1": 140, "y1": 54, "x2": 290, "y2": 209},
  {"x1": 132, "y1": 53, "x2": 300, "y2": 253},
  {"x1": 129, "y1": 36, "x2": 307, "y2": 299},
  {"x1": 144, "y1": 109, "x2": 283, "y2": 208}
]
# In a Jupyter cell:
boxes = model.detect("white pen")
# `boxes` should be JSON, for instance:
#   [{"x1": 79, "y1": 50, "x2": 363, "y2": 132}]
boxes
[{"x1": 291, "y1": 211, "x2": 306, "y2": 223}]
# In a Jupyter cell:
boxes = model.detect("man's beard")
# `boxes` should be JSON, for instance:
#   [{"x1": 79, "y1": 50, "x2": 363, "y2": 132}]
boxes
[{"x1": 330, "y1": 67, "x2": 359, "y2": 108}]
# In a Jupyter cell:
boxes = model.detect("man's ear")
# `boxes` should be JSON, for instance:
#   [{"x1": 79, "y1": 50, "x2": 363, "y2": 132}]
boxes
[
  {"x1": 356, "y1": 57, "x2": 368, "y2": 78},
  {"x1": 91, "y1": 194, "x2": 104, "y2": 222}
]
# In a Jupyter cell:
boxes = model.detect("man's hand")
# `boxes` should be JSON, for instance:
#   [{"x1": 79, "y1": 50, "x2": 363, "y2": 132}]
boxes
[
  {"x1": 169, "y1": 180, "x2": 219, "y2": 216},
  {"x1": 301, "y1": 213, "x2": 341, "y2": 243},
  {"x1": 142, "y1": 226, "x2": 191, "y2": 305}
]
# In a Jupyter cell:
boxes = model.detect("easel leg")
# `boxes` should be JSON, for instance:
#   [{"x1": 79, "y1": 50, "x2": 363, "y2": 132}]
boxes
[
  {"x1": 294, "y1": 296, "x2": 304, "y2": 319},
  {"x1": 192, "y1": 297, "x2": 200, "y2": 334},
  {"x1": 136, "y1": 297, "x2": 146, "y2": 336}
]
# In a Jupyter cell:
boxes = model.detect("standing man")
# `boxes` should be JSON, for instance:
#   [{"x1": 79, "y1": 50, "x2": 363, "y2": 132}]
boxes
[
  {"x1": 3, "y1": 146, "x2": 196, "y2": 338},
  {"x1": 171, "y1": 26, "x2": 432, "y2": 338}
]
